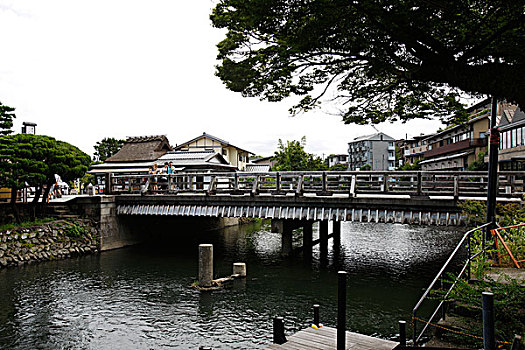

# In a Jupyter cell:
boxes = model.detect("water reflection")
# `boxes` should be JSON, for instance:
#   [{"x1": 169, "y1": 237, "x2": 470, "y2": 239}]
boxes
[{"x1": 0, "y1": 221, "x2": 461, "y2": 349}]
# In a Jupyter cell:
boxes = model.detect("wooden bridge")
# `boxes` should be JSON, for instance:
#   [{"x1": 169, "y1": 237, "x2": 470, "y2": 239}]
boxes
[{"x1": 107, "y1": 171, "x2": 524, "y2": 226}]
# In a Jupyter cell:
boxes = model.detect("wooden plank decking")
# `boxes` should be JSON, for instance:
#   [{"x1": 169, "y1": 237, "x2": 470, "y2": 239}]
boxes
[{"x1": 265, "y1": 326, "x2": 398, "y2": 350}]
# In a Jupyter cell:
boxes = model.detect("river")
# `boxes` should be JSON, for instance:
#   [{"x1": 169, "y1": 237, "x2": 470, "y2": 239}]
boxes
[{"x1": 0, "y1": 221, "x2": 462, "y2": 349}]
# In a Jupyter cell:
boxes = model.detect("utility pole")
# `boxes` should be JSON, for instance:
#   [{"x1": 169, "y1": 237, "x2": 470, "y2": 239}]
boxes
[{"x1": 486, "y1": 97, "x2": 500, "y2": 230}]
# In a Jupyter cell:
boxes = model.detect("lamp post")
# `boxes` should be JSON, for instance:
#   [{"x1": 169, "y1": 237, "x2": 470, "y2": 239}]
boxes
[{"x1": 486, "y1": 97, "x2": 499, "y2": 232}]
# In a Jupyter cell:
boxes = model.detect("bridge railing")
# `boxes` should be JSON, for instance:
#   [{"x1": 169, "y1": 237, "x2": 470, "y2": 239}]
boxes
[{"x1": 105, "y1": 171, "x2": 525, "y2": 198}]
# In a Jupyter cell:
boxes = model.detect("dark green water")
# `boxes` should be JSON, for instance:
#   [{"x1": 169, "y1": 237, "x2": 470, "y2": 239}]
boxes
[{"x1": 0, "y1": 221, "x2": 461, "y2": 349}]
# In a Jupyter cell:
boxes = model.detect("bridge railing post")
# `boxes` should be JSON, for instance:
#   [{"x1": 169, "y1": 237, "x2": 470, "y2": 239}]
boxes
[
  {"x1": 251, "y1": 175, "x2": 260, "y2": 196},
  {"x1": 383, "y1": 174, "x2": 389, "y2": 193},
  {"x1": 349, "y1": 175, "x2": 356, "y2": 197},
  {"x1": 276, "y1": 172, "x2": 281, "y2": 192},
  {"x1": 295, "y1": 175, "x2": 304, "y2": 196},
  {"x1": 453, "y1": 175, "x2": 459, "y2": 199},
  {"x1": 416, "y1": 172, "x2": 422, "y2": 196}
]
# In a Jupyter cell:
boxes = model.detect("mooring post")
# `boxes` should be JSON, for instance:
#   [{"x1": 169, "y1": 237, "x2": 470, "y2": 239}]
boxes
[
  {"x1": 273, "y1": 316, "x2": 287, "y2": 344},
  {"x1": 233, "y1": 262, "x2": 246, "y2": 277},
  {"x1": 198, "y1": 244, "x2": 213, "y2": 288},
  {"x1": 337, "y1": 271, "x2": 347, "y2": 350},
  {"x1": 313, "y1": 304, "x2": 320, "y2": 327},
  {"x1": 399, "y1": 320, "x2": 407, "y2": 348},
  {"x1": 482, "y1": 292, "x2": 495, "y2": 350}
]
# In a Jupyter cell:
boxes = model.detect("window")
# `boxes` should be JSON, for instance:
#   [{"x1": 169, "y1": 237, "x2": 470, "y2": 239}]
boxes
[
  {"x1": 222, "y1": 149, "x2": 227, "y2": 156},
  {"x1": 239, "y1": 154, "x2": 243, "y2": 162},
  {"x1": 518, "y1": 128, "x2": 523, "y2": 146},
  {"x1": 502, "y1": 131, "x2": 507, "y2": 149},
  {"x1": 512, "y1": 129, "x2": 517, "y2": 148}
]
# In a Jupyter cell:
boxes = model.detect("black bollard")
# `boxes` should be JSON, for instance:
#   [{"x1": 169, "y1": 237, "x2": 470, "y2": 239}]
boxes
[
  {"x1": 273, "y1": 316, "x2": 287, "y2": 344},
  {"x1": 337, "y1": 271, "x2": 347, "y2": 350},
  {"x1": 399, "y1": 320, "x2": 407, "y2": 348},
  {"x1": 482, "y1": 292, "x2": 495, "y2": 350},
  {"x1": 313, "y1": 304, "x2": 320, "y2": 327}
]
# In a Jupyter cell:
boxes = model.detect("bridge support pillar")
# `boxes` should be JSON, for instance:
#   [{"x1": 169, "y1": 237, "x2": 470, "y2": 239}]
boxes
[
  {"x1": 303, "y1": 221, "x2": 313, "y2": 259},
  {"x1": 319, "y1": 220, "x2": 328, "y2": 262},
  {"x1": 333, "y1": 220, "x2": 341, "y2": 239},
  {"x1": 281, "y1": 226, "x2": 293, "y2": 257}
]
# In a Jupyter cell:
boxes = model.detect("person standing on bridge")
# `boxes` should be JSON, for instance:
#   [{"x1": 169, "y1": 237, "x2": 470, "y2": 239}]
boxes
[{"x1": 149, "y1": 163, "x2": 159, "y2": 192}]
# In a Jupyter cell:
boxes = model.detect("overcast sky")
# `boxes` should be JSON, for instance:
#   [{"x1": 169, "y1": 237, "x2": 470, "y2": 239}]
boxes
[{"x1": 0, "y1": 1, "x2": 446, "y2": 158}]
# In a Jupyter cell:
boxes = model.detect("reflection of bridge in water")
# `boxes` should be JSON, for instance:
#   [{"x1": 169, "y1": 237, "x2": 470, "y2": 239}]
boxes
[{"x1": 108, "y1": 171, "x2": 523, "y2": 226}]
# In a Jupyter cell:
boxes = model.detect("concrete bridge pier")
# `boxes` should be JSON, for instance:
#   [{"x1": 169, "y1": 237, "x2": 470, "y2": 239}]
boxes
[
  {"x1": 281, "y1": 227, "x2": 293, "y2": 257},
  {"x1": 272, "y1": 219, "x2": 302, "y2": 257},
  {"x1": 319, "y1": 220, "x2": 329, "y2": 264},
  {"x1": 302, "y1": 221, "x2": 313, "y2": 260},
  {"x1": 333, "y1": 220, "x2": 341, "y2": 241}
]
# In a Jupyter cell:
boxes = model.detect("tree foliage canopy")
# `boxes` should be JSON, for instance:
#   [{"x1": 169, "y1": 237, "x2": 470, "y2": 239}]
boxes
[
  {"x1": 0, "y1": 102, "x2": 16, "y2": 136},
  {"x1": 93, "y1": 137, "x2": 124, "y2": 162},
  {"x1": 272, "y1": 137, "x2": 326, "y2": 171},
  {"x1": 0, "y1": 134, "x2": 91, "y2": 198},
  {"x1": 211, "y1": 0, "x2": 525, "y2": 124}
]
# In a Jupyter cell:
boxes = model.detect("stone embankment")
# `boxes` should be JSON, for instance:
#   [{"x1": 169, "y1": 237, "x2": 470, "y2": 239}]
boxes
[{"x1": 0, "y1": 219, "x2": 99, "y2": 268}]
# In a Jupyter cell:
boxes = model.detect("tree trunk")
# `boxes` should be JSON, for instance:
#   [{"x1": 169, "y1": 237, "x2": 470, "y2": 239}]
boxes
[
  {"x1": 42, "y1": 178, "x2": 55, "y2": 204},
  {"x1": 32, "y1": 185, "x2": 42, "y2": 203},
  {"x1": 30, "y1": 185, "x2": 43, "y2": 220},
  {"x1": 10, "y1": 187, "x2": 21, "y2": 223}
]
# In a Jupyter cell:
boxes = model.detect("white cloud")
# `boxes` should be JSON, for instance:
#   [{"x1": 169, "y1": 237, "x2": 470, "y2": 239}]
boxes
[{"x1": 0, "y1": 0, "x2": 444, "y2": 158}]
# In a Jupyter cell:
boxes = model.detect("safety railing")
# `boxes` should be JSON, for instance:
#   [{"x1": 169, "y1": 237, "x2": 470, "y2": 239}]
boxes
[
  {"x1": 412, "y1": 222, "x2": 493, "y2": 346},
  {"x1": 102, "y1": 171, "x2": 525, "y2": 198},
  {"x1": 491, "y1": 223, "x2": 525, "y2": 269}
]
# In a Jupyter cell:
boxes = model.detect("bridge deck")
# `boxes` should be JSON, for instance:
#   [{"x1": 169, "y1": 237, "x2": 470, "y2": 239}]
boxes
[{"x1": 265, "y1": 326, "x2": 398, "y2": 350}]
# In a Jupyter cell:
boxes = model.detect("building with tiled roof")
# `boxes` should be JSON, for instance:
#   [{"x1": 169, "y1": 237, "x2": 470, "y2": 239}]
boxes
[{"x1": 174, "y1": 132, "x2": 254, "y2": 170}]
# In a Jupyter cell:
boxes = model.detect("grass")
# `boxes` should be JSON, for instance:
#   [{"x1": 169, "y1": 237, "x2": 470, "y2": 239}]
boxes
[{"x1": 0, "y1": 218, "x2": 56, "y2": 232}]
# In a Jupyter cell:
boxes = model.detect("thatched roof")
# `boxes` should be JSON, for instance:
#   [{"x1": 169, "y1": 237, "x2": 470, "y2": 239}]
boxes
[{"x1": 106, "y1": 135, "x2": 173, "y2": 162}]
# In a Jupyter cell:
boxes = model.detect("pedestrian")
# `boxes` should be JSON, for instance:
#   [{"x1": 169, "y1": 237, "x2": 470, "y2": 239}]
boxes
[{"x1": 149, "y1": 163, "x2": 159, "y2": 191}]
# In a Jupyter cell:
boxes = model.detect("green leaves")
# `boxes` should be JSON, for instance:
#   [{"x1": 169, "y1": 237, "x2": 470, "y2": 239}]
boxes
[
  {"x1": 93, "y1": 137, "x2": 124, "y2": 162},
  {"x1": 272, "y1": 136, "x2": 326, "y2": 171},
  {"x1": 0, "y1": 102, "x2": 16, "y2": 136},
  {"x1": 211, "y1": 0, "x2": 525, "y2": 124},
  {"x1": 0, "y1": 134, "x2": 91, "y2": 192}
]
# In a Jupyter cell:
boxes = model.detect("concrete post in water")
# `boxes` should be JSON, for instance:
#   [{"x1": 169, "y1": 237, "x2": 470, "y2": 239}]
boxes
[
  {"x1": 337, "y1": 271, "x2": 347, "y2": 350},
  {"x1": 233, "y1": 262, "x2": 246, "y2": 277},
  {"x1": 399, "y1": 320, "x2": 406, "y2": 347},
  {"x1": 199, "y1": 244, "x2": 213, "y2": 288},
  {"x1": 482, "y1": 292, "x2": 495, "y2": 350}
]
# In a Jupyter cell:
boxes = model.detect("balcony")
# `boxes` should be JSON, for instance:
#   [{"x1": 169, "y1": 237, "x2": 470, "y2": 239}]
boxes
[{"x1": 424, "y1": 138, "x2": 487, "y2": 158}]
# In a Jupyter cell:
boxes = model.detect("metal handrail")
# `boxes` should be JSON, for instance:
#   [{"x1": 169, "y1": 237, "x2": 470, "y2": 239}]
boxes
[{"x1": 412, "y1": 222, "x2": 493, "y2": 345}]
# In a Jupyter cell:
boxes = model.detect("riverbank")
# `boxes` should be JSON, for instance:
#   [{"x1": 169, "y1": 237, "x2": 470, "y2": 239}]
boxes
[{"x1": 0, "y1": 219, "x2": 99, "y2": 268}]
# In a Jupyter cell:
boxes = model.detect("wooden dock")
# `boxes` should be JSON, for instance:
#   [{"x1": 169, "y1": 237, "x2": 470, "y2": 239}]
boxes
[{"x1": 265, "y1": 326, "x2": 398, "y2": 350}]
